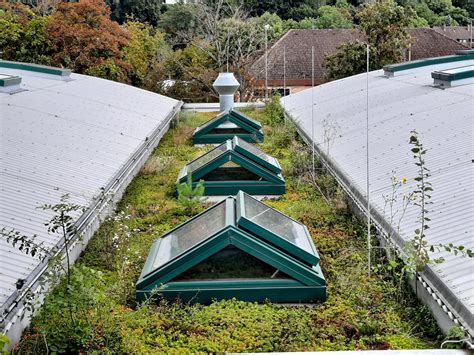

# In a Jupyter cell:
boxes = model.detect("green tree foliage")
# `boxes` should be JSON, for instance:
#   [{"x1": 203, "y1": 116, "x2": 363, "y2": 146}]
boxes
[
  {"x1": 325, "y1": 0, "x2": 414, "y2": 80},
  {"x1": 453, "y1": 0, "x2": 474, "y2": 17},
  {"x1": 122, "y1": 21, "x2": 171, "y2": 89},
  {"x1": 158, "y1": 2, "x2": 200, "y2": 47},
  {"x1": 314, "y1": 6, "x2": 353, "y2": 29},
  {"x1": 107, "y1": 0, "x2": 165, "y2": 26},
  {"x1": 85, "y1": 59, "x2": 129, "y2": 82},
  {"x1": 242, "y1": 0, "x2": 321, "y2": 20},
  {"x1": 176, "y1": 173, "x2": 205, "y2": 215},
  {"x1": 325, "y1": 41, "x2": 368, "y2": 81},
  {"x1": 163, "y1": 42, "x2": 217, "y2": 102},
  {"x1": 401, "y1": 0, "x2": 470, "y2": 25},
  {"x1": 0, "y1": 3, "x2": 52, "y2": 64}
]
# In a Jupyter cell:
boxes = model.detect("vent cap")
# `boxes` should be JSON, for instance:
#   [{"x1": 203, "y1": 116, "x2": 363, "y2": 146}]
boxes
[{"x1": 213, "y1": 72, "x2": 240, "y2": 112}]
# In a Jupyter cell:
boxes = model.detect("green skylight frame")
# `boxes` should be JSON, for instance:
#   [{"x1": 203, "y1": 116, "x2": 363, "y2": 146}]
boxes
[
  {"x1": 236, "y1": 191, "x2": 319, "y2": 265},
  {"x1": 431, "y1": 65, "x2": 474, "y2": 81},
  {"x1": 0, "y1": 74, "x2": 21, "y2": 87},
  {"x1": 193, "y1": 109, "x2": 263, "y2": 144},
  {"x1": 0, "y1": 60, "x2": 71, "y2": 76},
  {"x1": 383, "y1": 52, "x2": 474, "y2": 75},
  {"x1": 233, "y1": 137, "x2": 281, "y2": 174},
  {"x1": 178, "y1": 139, "x2": 285, "y2": 195},
  {"x1": 136, "y1": 194, "x2": 326, "y2": 304}
]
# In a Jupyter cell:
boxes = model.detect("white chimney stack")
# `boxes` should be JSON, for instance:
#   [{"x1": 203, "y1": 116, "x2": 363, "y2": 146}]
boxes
[{"x1": 213, "y1": 72, "x2": 240, "y2": 112}]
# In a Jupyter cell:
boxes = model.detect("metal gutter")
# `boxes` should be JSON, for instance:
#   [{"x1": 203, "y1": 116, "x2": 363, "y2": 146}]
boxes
[{"x1": 1, "y1": 101, "x2": 183, "y2": 337}]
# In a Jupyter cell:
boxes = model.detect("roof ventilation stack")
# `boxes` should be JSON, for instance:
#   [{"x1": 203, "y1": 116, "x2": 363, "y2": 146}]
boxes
[{"x1": 213, "y1": 72, "x2": 240, "y2": 112}]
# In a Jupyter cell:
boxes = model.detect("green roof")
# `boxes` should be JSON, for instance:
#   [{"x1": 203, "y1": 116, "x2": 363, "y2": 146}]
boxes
[
  {"x1": 178, "y1": 138, "x2": 284, "y2": 196},
  {"x1": 136, "y1": 192, "x2": 326, "y2": 304}
]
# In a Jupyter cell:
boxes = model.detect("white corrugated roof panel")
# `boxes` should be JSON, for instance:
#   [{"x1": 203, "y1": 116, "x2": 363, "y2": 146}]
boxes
[
  {"x1": 282, "y1": 58, "x2": 473, "y2": 333},
  {"x1": 0, "y1": 68, "x2": 180, "y2": 311}
]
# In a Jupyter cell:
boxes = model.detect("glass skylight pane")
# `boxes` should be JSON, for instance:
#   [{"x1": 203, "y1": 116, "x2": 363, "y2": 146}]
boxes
[
  {"x1": 439, "y1": 65, "x2": 474, "y2": 75},
  {"x1": 217, "y1": 122, "x2": 239, "y2": 129},
  {"x1": 243, "y1": 194, "x2": 314, "y2": 254},
  {"x1": 188, "y1": 142, "x2": 228, "y2": 172},
  {"x1": 152, "y1": 201, "x2": 227, "y2": 269},
  {"x1": 235, "y1": 137, "x2": 270, "y2": 162},
  {"x1": 195, "y1": 111, "x2": 225, "y2": 132}
]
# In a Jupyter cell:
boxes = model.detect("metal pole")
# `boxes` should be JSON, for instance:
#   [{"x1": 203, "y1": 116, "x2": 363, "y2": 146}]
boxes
[
  {"x1": 264, "y1": 25, "x2": 269, "y2": 101},
  {"x1": 283, "y1": 45, "x2": 286, "y2": 106},
  {"x1": 311, "y1": 46, "x2": 315, "y2": 175},
  {"x1": 366, "y1": 43, "x2": 371, "y2": 277},
  {"x1": 470, "y1": 19, "x2": 473, "y2": 49}
]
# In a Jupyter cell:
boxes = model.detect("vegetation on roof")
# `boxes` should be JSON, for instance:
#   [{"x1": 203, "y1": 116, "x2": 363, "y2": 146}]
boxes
[{"x1": 15, "y1": 108, "x2": 442, "y2": 353}]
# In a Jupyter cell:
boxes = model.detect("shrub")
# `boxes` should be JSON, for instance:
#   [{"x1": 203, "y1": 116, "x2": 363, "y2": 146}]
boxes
[
  {"x1": 140, "y1": 156, "x2": 172, "y2": 175},
  {"x1": 263, "y1": 94, "x2": 285, "y2": 125},
  {"x1": 176, "y1": 172, "x2": 205, "y2": 215}
]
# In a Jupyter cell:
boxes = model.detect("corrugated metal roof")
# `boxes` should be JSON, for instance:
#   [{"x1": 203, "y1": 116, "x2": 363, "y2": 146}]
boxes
[
  {"x1": 282, "y1": 59, "x2": 473, "y2": 334},
  {"x1": 0, "y1": 68, "x2": 179, "y2": 311}
]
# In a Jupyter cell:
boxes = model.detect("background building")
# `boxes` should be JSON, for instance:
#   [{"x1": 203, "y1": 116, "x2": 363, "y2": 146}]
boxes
[{"x1": 251, "y1": 28, "x2": 468, "y2": 94}]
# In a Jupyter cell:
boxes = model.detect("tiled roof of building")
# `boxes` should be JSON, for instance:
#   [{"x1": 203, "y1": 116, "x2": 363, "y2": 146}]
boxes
[
  {"x1": 432, "y1": 25, "x2": 473, "y2": 42},
  {"x1": 250, "y1": 28, "x2": 467, "y2": 84}
]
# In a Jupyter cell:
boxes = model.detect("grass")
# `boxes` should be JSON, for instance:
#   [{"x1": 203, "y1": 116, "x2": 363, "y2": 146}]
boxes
[{"x1": 16, "y1": 109, "x2": 442, "y2": 353}]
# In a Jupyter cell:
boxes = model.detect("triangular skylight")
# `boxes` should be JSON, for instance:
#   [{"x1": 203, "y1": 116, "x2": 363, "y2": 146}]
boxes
[
  {"x1": 178, "y1": 139, "x2": 284, "y2": 196},
  {"x1": 193, "y1": 109, "x2": 263, "y2": 144},
  {"x1": 137, "y1": 193, "x2": 326, "y2": 304}
]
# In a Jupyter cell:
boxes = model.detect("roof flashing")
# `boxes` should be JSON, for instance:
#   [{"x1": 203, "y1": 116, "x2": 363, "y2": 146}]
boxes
[
  {"x1": 383, "y1": 52, "x2": 474, "y2": 77},
  {"x1": 0, "y1": 60, "x2": 72, "y2": 81}
]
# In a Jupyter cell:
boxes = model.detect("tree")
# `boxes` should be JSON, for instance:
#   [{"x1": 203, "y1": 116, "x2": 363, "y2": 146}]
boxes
[
  {"x1": 242, "y1": 0, "x2": 321, "y2": 20},
  {"x1": 46, "y1": 0, "x2": 129, "y2": 73},
  {"x1": 167, "y1": 0, "x2": 265, "y2": 100},
  {"x1": 122, "y1": 21, "x2": 171, "y2": 89},
  {"x1": 325, "y1": 0, "x2": 415, "y2": 80},
  {"x1": 0, "y1": 3, "x2": 53, "y2": 64},
  {"x1": 453, "y1": 0, "x2": 474, "y2": 17},
  {"x1": 325, "y1": 41, "x2": 368, "y2": 81},
  {"x1": 176, "y1": 173, "x2": 205, "y2": 215},
  {"x1": 163, "y1": 42, "x2": 218, "y2": 102},
  {"x1": 314, "y1": 6, "x2": 353, "y2": 29},
  {"x1": 107, "y1": 0, "x2": 165, "y2": 26},
  {"x1": 158, "y1": 2, "x2": 201, "y2": 47}
]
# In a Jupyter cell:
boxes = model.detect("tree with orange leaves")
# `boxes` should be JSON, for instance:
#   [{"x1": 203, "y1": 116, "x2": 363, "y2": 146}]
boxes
[{"x1": 46, "y1": 0, "x2": 129, "y2": 73}]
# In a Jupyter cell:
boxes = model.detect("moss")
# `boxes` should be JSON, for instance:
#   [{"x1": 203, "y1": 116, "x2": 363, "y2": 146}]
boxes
[{"x1": 17, "y1": 109, "x2": 442, "y2": 353}]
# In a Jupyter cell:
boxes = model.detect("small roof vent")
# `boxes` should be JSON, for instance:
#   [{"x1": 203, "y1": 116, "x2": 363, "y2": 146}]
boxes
[
  {"x1": 0, "y1": 74, "x2": 23, "y2": 94},
  {"x1": 213, "y1": 72, "x2": 240, "y2": 112},
  {"x1": 432, "y1": 65, "x2": 474, "y2": 88}
]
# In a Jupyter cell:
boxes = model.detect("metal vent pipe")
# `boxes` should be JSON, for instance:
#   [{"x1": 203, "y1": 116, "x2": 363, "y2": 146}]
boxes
[{"x1": 213, "y1": 72, "x2": 240, "y2": 112}]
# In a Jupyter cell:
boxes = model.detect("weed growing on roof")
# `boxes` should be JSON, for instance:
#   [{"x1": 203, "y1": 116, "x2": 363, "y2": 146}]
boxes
[
  {"x1": 16, "y1": 110, "x2": 442, "y2": 353},
  {"x1": 176, "y1": 172, "x2": 205, "y2": 215},
  {"x1": 262, "y1": 94, "x2": 285, "y2": 125},
  {"x1": 140, "y1": 156, "x2": 172, "y2": 175}
]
